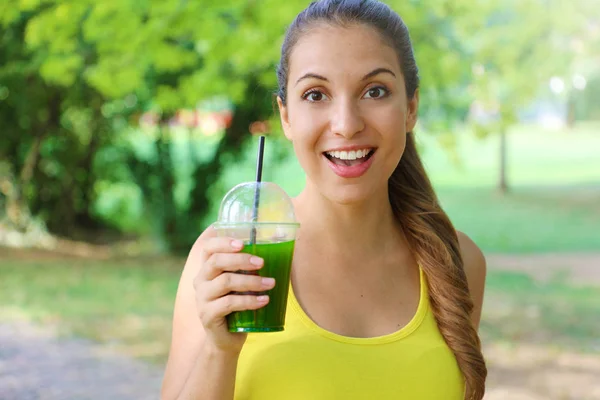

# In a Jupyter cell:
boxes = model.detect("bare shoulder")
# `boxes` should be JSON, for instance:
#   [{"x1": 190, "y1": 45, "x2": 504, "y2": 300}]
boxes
[
  {"x1": 456, "y1": 231, "x2": 486, "y2": 329},
  {"x1": 457, "y1": 231, "x2": 486, "y2": 282}
]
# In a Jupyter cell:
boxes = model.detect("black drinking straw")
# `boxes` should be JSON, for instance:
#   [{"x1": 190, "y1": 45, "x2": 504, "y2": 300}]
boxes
[{"x1": 250, "y1": 136, "x2": 265, "y2": 244}]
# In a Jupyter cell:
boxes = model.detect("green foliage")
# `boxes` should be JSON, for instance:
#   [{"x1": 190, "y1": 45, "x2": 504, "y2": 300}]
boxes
[
  {"x1": 1, "y1": 1, "x2": 302, "y2": 247},
  {"x1": 470, "y1": 0, "x2": 599, "y2": 119}
]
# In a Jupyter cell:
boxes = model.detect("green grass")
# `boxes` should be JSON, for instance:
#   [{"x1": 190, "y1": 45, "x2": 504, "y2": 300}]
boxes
[
  {"x1": 419, "y1": 122, "x2": 600, "y2": 188},
  {"x1": 481, "y1": 270, "x2": 600, "y2": 353},
  {"x1": 0, "y1": 254, "x2": 182, "y2": 364},
  {"x1": 421, "y1": 123, "x2": 600, "y2": 252},
  {"x1": 438, "y1": 185, "x2": 600, "y2": 253}
]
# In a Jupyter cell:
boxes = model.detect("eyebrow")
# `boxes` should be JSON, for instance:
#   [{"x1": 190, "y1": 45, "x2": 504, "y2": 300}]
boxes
[
  {"x1": 294, "y1": 67, "x2": 396, "y2": 86},
  {"x1": 362, "y1": 68, "x2": 396, "y2": 81}
]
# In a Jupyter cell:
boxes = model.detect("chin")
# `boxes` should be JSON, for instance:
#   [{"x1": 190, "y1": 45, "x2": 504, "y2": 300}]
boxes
[{"x1": 320, "y1": 183, "x2": 379, "y2": 206}]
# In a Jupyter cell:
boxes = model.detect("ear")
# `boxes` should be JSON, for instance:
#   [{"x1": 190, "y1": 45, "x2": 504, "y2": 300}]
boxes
[
  {"x1": 277, "y1": 96, "x2": 293, "y2": 141},
  {"x1": 405, "y1": 88, "x2": 419, "y2": 132}
]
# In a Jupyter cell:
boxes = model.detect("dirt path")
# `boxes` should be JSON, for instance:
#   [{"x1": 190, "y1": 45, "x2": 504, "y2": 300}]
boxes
[
  {"x1": 0, "y1": 322, "x2": 163, "y2": 400},
  {"x1": 484, "y1": 342, "x2": 600, "y2": 400}
]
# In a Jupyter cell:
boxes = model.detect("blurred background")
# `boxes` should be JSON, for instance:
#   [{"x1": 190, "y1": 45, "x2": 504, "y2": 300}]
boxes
[{"x1": 0, "y1": 0, "x2": 599, "y2": 399}]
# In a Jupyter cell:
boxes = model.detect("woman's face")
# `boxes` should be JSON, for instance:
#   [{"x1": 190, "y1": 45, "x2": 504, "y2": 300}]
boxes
[{"x1": 278, "y1": 23, "x2": 419, "y2": 205}]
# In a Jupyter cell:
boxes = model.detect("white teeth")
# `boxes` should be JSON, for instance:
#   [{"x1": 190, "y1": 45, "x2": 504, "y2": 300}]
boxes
[{"x1": 327, "y1": 149, "x2": 372, "y2": 160}]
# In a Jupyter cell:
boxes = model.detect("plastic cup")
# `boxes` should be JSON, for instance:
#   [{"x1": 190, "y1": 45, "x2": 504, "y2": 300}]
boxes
[{"x1": 214, "y1": 182, "x2": 299, "y2": 333}]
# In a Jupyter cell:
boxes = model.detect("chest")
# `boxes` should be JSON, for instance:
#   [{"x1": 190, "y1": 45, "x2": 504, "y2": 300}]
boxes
[{"x1": 290, "y1": 253, "x2": 421, "y2": 338}]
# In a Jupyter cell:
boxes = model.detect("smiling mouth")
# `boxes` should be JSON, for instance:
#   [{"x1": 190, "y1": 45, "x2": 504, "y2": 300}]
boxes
[{"x1": 323, "y1": 149, "x2": 376, "y2": 166}]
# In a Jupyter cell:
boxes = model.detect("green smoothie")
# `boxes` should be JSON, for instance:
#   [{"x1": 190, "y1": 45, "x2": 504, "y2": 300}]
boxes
[{"x1": 227, "y1": 240, "x2": 295, "y2": 333}]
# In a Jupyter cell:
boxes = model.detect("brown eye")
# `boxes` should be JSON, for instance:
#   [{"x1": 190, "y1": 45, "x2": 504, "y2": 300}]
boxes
[
  {"x1": 363, "y1": 87, "x2": 389, "y2": 99},
  {"x1": 303, "y1": 90, "x2": 329, "y2": 102},
  {"x1": 309, "y1": 92, "x2": 323, "y2": 101}
]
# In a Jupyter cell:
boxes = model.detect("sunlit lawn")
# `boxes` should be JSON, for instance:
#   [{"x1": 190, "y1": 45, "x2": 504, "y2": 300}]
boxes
[
  {"x1": 418, "y1": 122, "x2": 600, "y2": 188},
  {"x1": 429, "y1": 123, "x2": 600, "y2": 253},
  {"x1": 0, "y1": 254, "x2": 182, "y2": 364},
  {"x1": 439, "y1": 185, "x2": 600, "y2": 253}
]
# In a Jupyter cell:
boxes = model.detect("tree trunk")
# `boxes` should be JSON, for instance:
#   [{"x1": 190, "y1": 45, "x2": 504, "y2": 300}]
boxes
[
  {"x1": 74, "y1": 127, "x2": 102, "y2": 229},
  {"x1": 498, "y1": 127, "x2": 508, "y2": 194},
  {"x1": 6, "y1": 133, "x2": 45, "y2": 230},
  {"x1": 19, "y1": 134, "x2": 43, "y2": 186},
  {"x1": 567, "y1": 92, "x2": 576, "y2": 129}
]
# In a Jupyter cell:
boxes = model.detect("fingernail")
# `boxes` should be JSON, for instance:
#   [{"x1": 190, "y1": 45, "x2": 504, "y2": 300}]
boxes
[
  {"x1": 250, "y1": 256, "x2": 264, "y2": 266},
  {"x1": 231, "y1": 240, "x2": 243, "y2": 249},
  {"x1": 261, "y1": 277, "x2": 275, "y2": 288},
  {"x1": 256, "y1": 295, "x2": 269, "y2": 303}
]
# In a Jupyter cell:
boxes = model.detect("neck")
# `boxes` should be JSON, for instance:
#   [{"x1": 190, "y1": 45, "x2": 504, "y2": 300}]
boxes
[{"x1": 293, "y1": 181, "x2": 409, "y2": 264}]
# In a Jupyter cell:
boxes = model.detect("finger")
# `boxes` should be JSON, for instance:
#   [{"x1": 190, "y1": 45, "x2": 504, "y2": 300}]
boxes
[
  {"x1": 202, "y1": 294, "x2": 270, "y2": 324},
  {"x1": 202, "y1": 252, "x2": 264, "y2": 281},
  {"x1": 199, "y1": 236, "x2": 244, "y2": 263},
  {"x1": 204, "y1": 272, "x2": 275, "y2": 301},
  {"x1": 192, "y1": 225, "x2": 217, "y2": 258}
]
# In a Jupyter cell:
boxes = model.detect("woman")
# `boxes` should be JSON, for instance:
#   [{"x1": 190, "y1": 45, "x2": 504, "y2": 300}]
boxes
[{"x1": 161, "y1": 1, "x2": 487, "y2": 399}]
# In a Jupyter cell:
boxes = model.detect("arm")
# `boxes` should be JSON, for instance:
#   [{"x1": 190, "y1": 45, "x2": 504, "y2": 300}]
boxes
[
  {"x1": 457, "y1": 231, "x2": 487, "y2": 330},
  {"x1": 168, "y1": 342, "x2": 239, "y2": 400},
  {"x1": 161, "y1": 227, "x2": 271, "y2": 400},
  {"x1": 161, "y1": 234, "x2": 237, "y2": 400}
]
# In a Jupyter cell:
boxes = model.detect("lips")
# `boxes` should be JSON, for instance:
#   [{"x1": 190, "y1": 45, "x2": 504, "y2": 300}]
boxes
[{"x1": 323, "y1": 148, "x2": 376, "y2": 178}]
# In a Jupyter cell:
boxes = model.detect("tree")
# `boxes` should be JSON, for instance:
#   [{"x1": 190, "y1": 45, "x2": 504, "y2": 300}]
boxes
[{"x1": 468, "y1": 0, "x2": 599, "y2": 193}]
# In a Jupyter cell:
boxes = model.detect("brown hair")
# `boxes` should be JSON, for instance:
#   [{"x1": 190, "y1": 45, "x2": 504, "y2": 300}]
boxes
[{"x1": 276, "y1": 1, "x2": 487, "y2": 398}]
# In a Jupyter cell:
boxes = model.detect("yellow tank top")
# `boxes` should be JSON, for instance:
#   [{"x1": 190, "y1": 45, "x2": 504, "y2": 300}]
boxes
[{"x1": 234, "y1": 268, "x2": 465, "y2": 399}]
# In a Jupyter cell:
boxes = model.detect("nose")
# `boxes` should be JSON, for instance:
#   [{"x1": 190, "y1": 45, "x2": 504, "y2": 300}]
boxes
[{"x1": 330, "y1": 97, "x2": 365, "y2": 139}]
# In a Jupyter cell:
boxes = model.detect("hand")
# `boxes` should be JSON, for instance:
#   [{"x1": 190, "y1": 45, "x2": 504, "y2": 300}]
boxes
[{"x1": 192, "y1": 227, "x2": 275, "y2": 354}]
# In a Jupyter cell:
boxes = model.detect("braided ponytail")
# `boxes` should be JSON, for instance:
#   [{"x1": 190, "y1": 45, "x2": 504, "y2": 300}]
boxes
[{"x1": 389, "y1": 133, "x2": 487, "y2": 399}]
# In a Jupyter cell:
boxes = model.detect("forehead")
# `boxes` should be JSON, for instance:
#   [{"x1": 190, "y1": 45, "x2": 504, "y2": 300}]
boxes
[{"x1": 288, "y1": 23, "x2": 400, "y2": 80}]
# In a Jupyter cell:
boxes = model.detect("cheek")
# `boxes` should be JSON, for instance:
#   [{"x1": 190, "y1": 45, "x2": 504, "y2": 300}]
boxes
[
  {"x1": 286, "y1": 109, "x2": 325, "y2": 175},
  {"x1": 288, "y1": 106, "x2": 326, "y2": 151},
  {"x1": 382, "y1": 132, "x2": 406, "y2": 172},
  {"x1": 372, "y1": 107, "x2": 408, "y2": 172}
]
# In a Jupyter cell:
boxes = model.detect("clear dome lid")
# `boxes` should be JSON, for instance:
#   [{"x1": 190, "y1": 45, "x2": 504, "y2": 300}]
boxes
[{"x1": 216, "y1": 182, "x2": 299, "y2": 226}]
